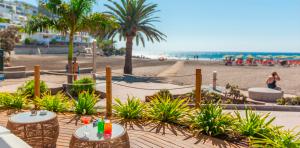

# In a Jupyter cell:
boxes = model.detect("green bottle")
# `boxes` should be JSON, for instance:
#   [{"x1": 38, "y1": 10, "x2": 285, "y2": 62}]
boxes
[{"x1": 97, "y1": 117, "x2": 104, "y2": 134}]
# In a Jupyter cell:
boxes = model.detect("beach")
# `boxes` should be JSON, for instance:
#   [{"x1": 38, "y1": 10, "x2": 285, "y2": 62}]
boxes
[{"x1": 7, "y1": 54, "x2": 300, "y2": 96}]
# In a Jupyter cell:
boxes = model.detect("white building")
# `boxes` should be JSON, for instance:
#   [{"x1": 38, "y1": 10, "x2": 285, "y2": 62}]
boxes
[{"x1": 0, "y1": 0, "x2": 94, "y2": 45}]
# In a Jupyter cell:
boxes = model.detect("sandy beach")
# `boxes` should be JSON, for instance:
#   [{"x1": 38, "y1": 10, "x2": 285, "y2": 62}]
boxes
[{"x1": 6, "y1": 54, "x2": 300, "y2": 96}]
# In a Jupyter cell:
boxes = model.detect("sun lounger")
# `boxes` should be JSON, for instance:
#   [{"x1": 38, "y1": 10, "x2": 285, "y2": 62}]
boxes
[
  {"x1": 0, "y1": 133, "x2": 32, "y2": 148},
  {"x1": 0, "y1": 126, "x2": 32, "y2": 148},
  {"x1": 0, "y1": 126, "x2": 10, "y2": 135}
]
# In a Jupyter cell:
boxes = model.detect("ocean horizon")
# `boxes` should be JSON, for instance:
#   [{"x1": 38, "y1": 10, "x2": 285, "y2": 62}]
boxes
[{"x1": 133, "y1": 51, "x2": 300, "y2": 60}]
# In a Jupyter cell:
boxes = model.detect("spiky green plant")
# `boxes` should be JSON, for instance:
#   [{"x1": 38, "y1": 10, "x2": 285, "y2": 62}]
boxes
[
  {"x1": 113, "y1": 97, "x2": 144, "y2": 119},
  {"x1": 190, "y1": 103, "x2": 234, "y2": 136},
  {"x1": 74, "y1": 92, "x2": 98, "y2": 115},
  {"x1": 250, "y1": 129, "x2": 300, "y2": 148},
  {"x1": 156, "y1": 89, "x2": 172, "y2": 98},
  {"x1": 145, "y1": 95, "x2": 189, "y2": 124},
  {"x1": 0, "y1": 92, "x2": 26, "y2": 109},
  {"x1": 235, "y1": 109, "x2": 276, "y2": 137},
  {"x1": 35, "y1": 92, "x2": 72, "y2": 112},
  {"x1": 18, "y1": 80, "x2": 48, "y2": 99},
  {"x1": 71, "y1": 77, "x2": 95, "y2": 95}
]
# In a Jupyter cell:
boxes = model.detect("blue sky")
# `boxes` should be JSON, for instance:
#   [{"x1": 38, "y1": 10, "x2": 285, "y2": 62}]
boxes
[{"x1": 19, "y1": 0, "x2": 300, "y2": 52}]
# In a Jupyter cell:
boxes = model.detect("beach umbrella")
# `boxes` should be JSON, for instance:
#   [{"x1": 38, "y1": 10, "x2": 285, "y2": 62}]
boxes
[
  {"x1": 292, "y1": 56, "x2": 300, "y2": 60},
  {"x1": 246, "y1": 55, "x2": 254, "y2": 59}
]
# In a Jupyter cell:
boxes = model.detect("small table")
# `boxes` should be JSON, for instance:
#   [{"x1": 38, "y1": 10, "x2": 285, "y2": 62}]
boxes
[
  {"x1": 70, "y1": 123, "x2": 130, "y2": 148},
  {"x1": 6, "y1": 111, "x2": 59, "y2": 148}
]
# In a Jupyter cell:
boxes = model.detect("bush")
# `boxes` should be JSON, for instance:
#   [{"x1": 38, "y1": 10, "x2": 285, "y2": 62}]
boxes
[
  {"x1": 235, "y1": 109, "x2": 276, "y2": 137},
  {"x1": 18, "y1": 80, "x2": 48, "y2": 99},
  {"x1": 190, "y1": 103, "x2": 234, "y2": 136},
  {"x1": 35, "y1": 92, "x2": 72, "y2": 112},
  {"x1": 277, "y1": 96, "x2": 300, "y2": 105},
  {"x1": 156, "y1": 89, "x2": 172, "y2": 98},
  {"x1": 71, "y1": 77, "x2": 95, "y2": 95},
  {"x1": 74, "y1": 92, "x2": 98, "y2": 115},
  {"x1": 145, "y1": 95, "x2": 189, "y2": 124},
  {"x1": 250, "y1": 129, "x2": 300, "y2": 148},
  {"x1": 113, "y1": 97, "x2": 144, "y2": 119},
  {"x1": 24, "y1": 38, "x2": 31, "y2": 45},
  {"x1": 0, "y1": 92, "x2": 26, "y2": 109}
]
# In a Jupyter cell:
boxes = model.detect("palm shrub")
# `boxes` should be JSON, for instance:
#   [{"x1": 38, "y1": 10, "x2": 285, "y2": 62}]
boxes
[
  {"x1": 250, "y1": 129, "x2": 300, "y2": 148},
  {"x1": 35, "y1": 92, "x2": 72, "y2": 112},
  {"x1": 145, "y1": 95, "x2": 189, "y2": 124},
  {"x1": 156, "y1": 89, "x2": 172, "y2": 98},
  {"x1": 0, "y1": 92, "x2": 26, "y2": 109},
  {"x1": 190, "y1": 102, "x2": 234, "y2": 137},
  {"x1": 18, "y1": 80, "x2": 48, "y2": 98},
  {"x1": 235, "y1": 109, "x2": 276, "y2": 138},
  {"x1": 71, "y1": 77, "x2": 95, "y2": 95},
  {"x1": 113, "y1": 97, "x2": 144, "y2": 119},
  {"x1": 74, "y1": 92, "x2": 98, "y2": 115}
]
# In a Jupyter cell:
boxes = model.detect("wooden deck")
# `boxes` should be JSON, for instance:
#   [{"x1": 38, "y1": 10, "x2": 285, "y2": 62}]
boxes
[{"x1": 0, "y1": 111, "x2": 242, "y2": 148}]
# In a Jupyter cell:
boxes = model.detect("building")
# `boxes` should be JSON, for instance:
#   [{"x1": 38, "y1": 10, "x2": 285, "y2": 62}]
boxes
[{"x1": 0, "y1": 0, "x2": 94, "y2": 46}]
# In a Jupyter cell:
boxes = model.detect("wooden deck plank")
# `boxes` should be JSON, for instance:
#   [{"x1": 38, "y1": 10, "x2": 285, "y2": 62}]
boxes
[{"x1": 0, "y1": 111, "x2": 243, "y2": 148}]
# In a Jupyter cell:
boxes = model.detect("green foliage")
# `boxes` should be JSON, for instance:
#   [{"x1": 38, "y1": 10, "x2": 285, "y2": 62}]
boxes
[
  {"x1": 18, "y1": 80, "x2": 48, "y2": 99},
  {"x1": 24, "y1": 38, "x2": 31, "y2": 45},
  {"x1": 0, "y1": 92, "x2": 26, "y2": 109},
  {"x1": 235, "y1": 109, "x2": 276, "y2": 137},
  {"x1": 156, "y1": 89, "x2": 172, "y2": 98},
  {"x1": 113, "y1": 97, "x2": 144, "y2": 119},
  {"x1": 250, "y1": 129, "x2": 300, "y2": 148},
  {"x1": 145, "y1": 95, "x2": 189, "y2": 124},
  {"x1": 225, "y1": 83, "x2": 247, "y2": 101},
  {"x1": 277, "y1": 96, "x2": 300, "y2": 105},
  {"x1": 190, "y1": 103, "x2": 234, "y2": 136},
  {"x1": 50, "y1": 38, "x2": 57, "y2": 44},
  {"x1": 35, "y1": 92, "x2": 72, "y2": 112},
  {"x1": 71, "y1": 77, "x2": 95, "y2": 95},
  {"x1": 0, "y1": 17, "x2": 10, "y2": 23},
  {"x1": 74, "y1": 92, "x2": 98, "y2": 115}
]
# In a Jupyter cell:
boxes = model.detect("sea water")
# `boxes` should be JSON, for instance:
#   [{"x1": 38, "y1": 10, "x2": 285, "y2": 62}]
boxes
[{"x1": 133, "y1": 50, "x2": 300, "y2": 60}]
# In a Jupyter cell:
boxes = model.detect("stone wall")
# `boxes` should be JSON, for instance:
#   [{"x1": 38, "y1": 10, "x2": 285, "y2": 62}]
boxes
[{"x1": 14, "y1": 45, "x2": 83, "y2": 54}]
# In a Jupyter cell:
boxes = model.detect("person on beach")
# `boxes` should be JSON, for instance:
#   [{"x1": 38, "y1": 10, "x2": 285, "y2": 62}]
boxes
[{"x1": 266, "y1": 72, "x2": 281, "y2": 90}]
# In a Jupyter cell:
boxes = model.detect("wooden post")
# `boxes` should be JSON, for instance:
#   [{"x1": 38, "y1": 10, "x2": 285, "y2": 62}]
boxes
[
  {"x1": 106, "y1": 66, "x2": 112, "y2": 117},
  {"x1": 34, "y1": 65, "x2": 40, "y2": 99},
  {"x1": 195, "y1": 69, "x2": 202, "y2": 108},
  {"x1": 73, "y1": 63, "x2": 78, "y2": 81},
  {"x1": 213, "y1": 71, "x2": 217, "y2": 90},
  {"x1": 92, "y1": 40, "x2": 97, "y2": 80}
]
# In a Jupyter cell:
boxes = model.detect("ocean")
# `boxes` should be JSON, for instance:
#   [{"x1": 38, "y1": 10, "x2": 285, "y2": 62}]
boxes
[{"x1": 133, "y1": 51, "x2": 300, "y2": 60}]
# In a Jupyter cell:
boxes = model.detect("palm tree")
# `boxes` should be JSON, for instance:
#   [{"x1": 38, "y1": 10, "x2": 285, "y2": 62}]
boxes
[
  {"x1": 26, "y1": 0, "x2": 118, "y2": 84},
  {"x1": 105, "y1": 0, "x2": 166, "y2": 74}
]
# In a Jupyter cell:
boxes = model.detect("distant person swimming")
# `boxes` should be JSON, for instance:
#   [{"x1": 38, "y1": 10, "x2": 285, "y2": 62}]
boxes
[{"x1": 266, "y1": 72, "x2": 281, "y2": 90}]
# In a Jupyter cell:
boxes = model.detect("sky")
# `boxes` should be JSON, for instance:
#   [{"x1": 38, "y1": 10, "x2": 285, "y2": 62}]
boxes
[{"x1": 17, "y1": 0, "x2": 300, "y2": 53}]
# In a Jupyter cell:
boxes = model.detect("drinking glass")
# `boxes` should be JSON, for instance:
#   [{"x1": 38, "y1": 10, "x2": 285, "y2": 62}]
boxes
[{"x1": 81, "y1": 116, "x2": 91, "y2": 138}]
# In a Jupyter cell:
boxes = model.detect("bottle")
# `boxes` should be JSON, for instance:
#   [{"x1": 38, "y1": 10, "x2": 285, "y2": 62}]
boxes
[
  {"x1": 104, "y1": 119, "x2": 112, "y2": 135},
  {"x1": 97, "y1": 117, "x2": 104, "y2": 134}
]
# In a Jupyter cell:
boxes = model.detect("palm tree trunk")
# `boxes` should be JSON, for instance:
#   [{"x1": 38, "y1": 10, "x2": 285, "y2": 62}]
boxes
[
  {"x1": 68, "y1": 31, "x2": 74, "y2": 84},
  {"x1": 124, "y1": 35, "x2": 133, "y2": 74}
]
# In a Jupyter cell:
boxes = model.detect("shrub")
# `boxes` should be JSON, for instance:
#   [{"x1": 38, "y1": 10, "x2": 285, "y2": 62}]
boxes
[
  {"x1": 35, "y1": 92, "x2": 72, "y2": 112},
  {"x1": 145, "y1": 95, "x2": 189, "y2": 124},
  {"x1": 156, "y1": 89, "x2": 172, "y2": 98},
  {"x1": 235, "y1": 109, "x2": 276, "y2": 137},
  {"x1": 250, "y1": 129, "x2": 300, "y2": 148},
  {"x1": 190, "y1": 103, "x2": 234, "y2": 136},
  {"x1": 225, "y1": 83, "x2": 247, "y2": 101},
  {"x1": 71, "y1": 77, "x2": 95, "y2": 95},
  {"x1": 24, "y1": 38, "x2": 31, "y2": 44},
  {"x1": 0, "y1": 92, "x2": 26, "y2": 109},
  {"x1": 277, "y1": 97, "x2": 300, "y2": 105},
  {"x1": 74, "y1": 92, "x2": 98, "y2": 115},
  {"x1": 113, "y1": 97, "x2": 144, "y2": 119},
  {"x1": 18, "y1": 80, "x2": 48, "y2": 99}
]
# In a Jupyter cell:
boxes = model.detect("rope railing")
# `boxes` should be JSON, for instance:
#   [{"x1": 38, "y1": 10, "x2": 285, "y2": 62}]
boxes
[{"x1": 111, "y1": 81, "x2": 194, "y2": 90}]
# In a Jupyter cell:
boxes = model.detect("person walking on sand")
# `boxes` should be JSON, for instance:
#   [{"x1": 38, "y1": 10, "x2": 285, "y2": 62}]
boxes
[{"x1": 266, "y1": 72, "x2": 281, "y2": 90}]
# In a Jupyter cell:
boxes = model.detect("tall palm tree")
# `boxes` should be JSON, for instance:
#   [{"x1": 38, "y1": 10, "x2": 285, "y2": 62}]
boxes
[
  {"x1": 105, "y1": 0, "x2": 166, "y2": 74},
  {"x1": 26, "y1": 0, "x2": 118, "y2": 84}
]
